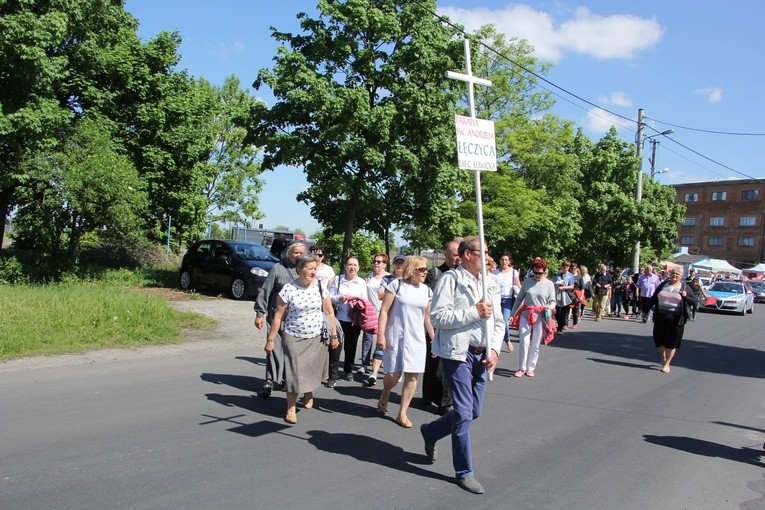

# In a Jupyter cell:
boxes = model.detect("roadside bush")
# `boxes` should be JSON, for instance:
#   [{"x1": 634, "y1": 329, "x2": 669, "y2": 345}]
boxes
[
  {"x1": 0, "y1": 249, "x2": 53, "y2": 283},
  {"x1": 79, "y1": 237, "x2": 174, "y2": 269},
  {"x1": 0, "y1": 255, "x2": 26, "y2": 284}
]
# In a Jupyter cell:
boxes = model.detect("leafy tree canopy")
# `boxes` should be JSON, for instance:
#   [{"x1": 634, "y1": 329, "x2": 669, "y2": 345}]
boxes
[{"x1": 251, "y1": 0, "x2": 469, "y2": 261}]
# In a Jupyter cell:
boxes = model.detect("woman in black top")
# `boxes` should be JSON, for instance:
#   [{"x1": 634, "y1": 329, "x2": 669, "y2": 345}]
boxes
[{"x1": 647, "y1": 269, "x2": 698, "y2": 373}]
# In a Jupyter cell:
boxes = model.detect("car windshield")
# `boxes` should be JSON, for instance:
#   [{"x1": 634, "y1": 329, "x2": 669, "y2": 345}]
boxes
[
  {"x1": 709, "y1": 282, "x2": 744, "y2": 294},
  {"x1": 230, "y1": 242, "x2": 279, "y2": 262},
  {"x1": 748, "y1": 281, "x2": 765, "y2": 290}
]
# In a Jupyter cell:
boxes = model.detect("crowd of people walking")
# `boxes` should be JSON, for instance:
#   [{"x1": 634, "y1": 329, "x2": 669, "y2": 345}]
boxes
[{"x1": 253, "y1": 238, "x2": 700, "y2": 494}]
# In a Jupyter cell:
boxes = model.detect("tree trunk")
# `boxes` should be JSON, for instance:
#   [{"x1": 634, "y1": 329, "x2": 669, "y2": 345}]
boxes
[
  {"x1": 0, "y1": 193, "x2": 9, "y2": 249},
  {"x1": 341, "y1": 196, "x2": 358, "y2": 265},
  {"x1": 383, "y1": 223, "x2": 391, "y2": 263}
]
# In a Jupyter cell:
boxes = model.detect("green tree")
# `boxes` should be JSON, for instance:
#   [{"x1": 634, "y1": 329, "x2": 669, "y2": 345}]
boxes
[
  {"x1": 456, "y1": 25, "x2": 581, "y2": 265},
  {"x1": 314, "y1": 229, "x2": 386, "y2": 275},
  {"x1": 12, "y1": 116, "x2": 147, "y2": 270},
  {"x1": 201, "y1": 76, "x2": 265, "y2": 228},
  {"x1": 639, "y1": 177, "x2": 686, "y2": 262},
  {"x1": 115, "y1": 64, "x2": 218, "y2": 247},
  {"x1": 251, "y1": 0, "x2": 468, "y2": 261},
  {"x1": 572, "y1": 127, "x2": 684, "y2": 269},
  {"x1": 0, "y1": 2, "x2": 217, "y2": 252},
  {"x1": 0, "y1": 0, "x2": 140, "y2": 245}
]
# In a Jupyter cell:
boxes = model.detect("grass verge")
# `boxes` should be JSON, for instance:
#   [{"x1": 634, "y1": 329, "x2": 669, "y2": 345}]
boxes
[{"x1": 0, "y1": 283, "x2": 214, "y2": 361}]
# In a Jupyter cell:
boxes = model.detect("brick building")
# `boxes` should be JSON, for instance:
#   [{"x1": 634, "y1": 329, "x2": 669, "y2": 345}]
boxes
[{"x1": 673, "y1": 179, "x2": 765, "y2": 267}]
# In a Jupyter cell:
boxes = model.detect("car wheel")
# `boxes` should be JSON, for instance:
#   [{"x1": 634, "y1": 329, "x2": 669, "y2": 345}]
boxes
[
  {"x1": 739, "y1": 304, "x2": 746, "y2": 316},
  {"x1": 747, "y1": 302, "x2": 753, "y2": 314},
  {"x1": 179, "y1": 270, "x2": 193, "y2": 291},
  {"x1": 230, "y1": 277, "x2": 247, "y2": 300}
]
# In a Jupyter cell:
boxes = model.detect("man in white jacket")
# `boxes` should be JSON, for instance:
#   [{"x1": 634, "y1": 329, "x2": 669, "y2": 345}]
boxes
[{"x1": 420, "y1": 236, "x2": 503, "y2": 495}]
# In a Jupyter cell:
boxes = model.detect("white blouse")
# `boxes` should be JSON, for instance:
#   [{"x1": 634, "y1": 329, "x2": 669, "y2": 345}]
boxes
[{"x1": 278, "y1": 280, "x2": 327, "y2": 339}]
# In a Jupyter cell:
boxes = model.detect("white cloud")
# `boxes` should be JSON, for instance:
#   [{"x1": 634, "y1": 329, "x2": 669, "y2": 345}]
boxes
[
  {"x1": 694, "y1": 87, "x2": 723, "y2": 103},
  {"x1": 210, "y1": 43, "x2": 229, "y2": 59},
  {"x1": 209, "y1": 41, "x2": 245, "y2": 59},
  {"x1": 584, "y1": 107, "x2": 634, "y2": 134},
  {"x1": 559, "y1": 8, "x2": 664, "y2": 60},
  {"x1": 439, "y1": 4, "x2": 664, "y2": 62},
  {"x1": 598, "y1": 91, "x2": 632, "y2": 107},
  {"x1": 440, "y1": 5, "x2": 564, "y2": 60}
]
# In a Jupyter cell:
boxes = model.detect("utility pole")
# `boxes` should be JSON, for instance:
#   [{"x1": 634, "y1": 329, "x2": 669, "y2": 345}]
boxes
[
  {"x1": 632, "y1": 108, "x2": 644, "y2": 273},
  {"x1": 649, "y1": 138, "x2": 659, "y2": 178}
]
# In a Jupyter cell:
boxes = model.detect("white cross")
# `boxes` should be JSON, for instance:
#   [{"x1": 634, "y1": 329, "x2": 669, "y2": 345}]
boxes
[
  {"x1": 446, "y1": 39, "x2": 495, "y2": 359},
  {"x1": 446, "y1": 39, "x2": 492, "y2": 119}
]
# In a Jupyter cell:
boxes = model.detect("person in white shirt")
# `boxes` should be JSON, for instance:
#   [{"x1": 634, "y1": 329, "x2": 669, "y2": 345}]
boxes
[
  {"x1": 329, "y1": 256, "x2": 368, "y2": 384},
  {"x1": 495, "y1": 252, "x2": 521, "y2": 352},
  {"x1": 310, "y1": 244, "x2": 335, "y2": 288}
]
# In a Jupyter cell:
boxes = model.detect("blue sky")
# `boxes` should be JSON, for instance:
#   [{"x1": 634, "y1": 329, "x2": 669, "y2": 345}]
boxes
[{"x1": 124, "y1": 1, "x2": 765, "y2": 236}]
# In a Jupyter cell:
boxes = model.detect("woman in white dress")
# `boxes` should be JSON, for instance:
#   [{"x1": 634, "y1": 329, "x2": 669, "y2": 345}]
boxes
[
  {"x1": 265, "y1": 254, "x2": 339, "y2": 424},
  {"x1": 376, "y1": 256, "x2": 435, "y2": 428}
]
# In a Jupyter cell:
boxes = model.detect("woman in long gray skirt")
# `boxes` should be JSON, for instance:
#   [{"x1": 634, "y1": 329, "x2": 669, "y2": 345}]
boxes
[{"x1": 266, "y1": 254, "x2": 339, "y2": 424}]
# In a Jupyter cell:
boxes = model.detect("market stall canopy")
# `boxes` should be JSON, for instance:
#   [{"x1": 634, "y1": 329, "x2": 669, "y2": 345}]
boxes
[
  {"x1": 660, "y1": 260, "x2": 682, "y2": 271},
  {"x1": 692, "y1": 258, "x2": 742, "y2": 276},
  {"x1": 742, "y1": 262, "x2": 765, "y2": 275}
]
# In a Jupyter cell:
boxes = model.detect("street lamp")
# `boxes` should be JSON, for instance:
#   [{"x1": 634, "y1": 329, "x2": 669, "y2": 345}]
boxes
[
  {"x1": 653, "y1": 167, "x2": 670, "y2": 178},
  {"x1": 647, "y1": 129, "x2": 673, "y2": 177},
  {"x1": 632, "y1": 107, "x2": 674, "y2": 272}
]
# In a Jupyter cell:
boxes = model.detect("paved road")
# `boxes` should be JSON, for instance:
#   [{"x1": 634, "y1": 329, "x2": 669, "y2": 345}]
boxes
[{"x1": 1, "y1": 301, "x2": 764, "y2": 510}]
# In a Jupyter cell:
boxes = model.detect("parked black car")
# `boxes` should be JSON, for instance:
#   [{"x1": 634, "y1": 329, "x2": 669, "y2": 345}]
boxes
[
  {"x1": 749, "y1": 280, "x2": 765, "y2": 303},
  {"x1": 179, "y1": 240, "x2": 279, "y2": 300}
]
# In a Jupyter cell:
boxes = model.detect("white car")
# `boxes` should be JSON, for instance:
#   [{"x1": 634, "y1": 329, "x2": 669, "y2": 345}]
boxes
[{"x1": 700, "y1": 281, "x2": 754, "y2": 316}]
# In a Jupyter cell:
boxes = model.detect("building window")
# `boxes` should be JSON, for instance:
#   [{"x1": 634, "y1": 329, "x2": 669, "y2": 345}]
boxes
[
  {"x1": 709, "y1": 217, "x2": 725, "y2": 227},
  {"x1": 738, "y1": 237, "x2": 755, "y2": 247},
  {"x1": 683, "y1": 217, "x2": 697, "y2": 227},
  {"x1": 708, "y1": 237, "x2": 724, "y2": 246},
  {"x1": 683, "y1": 193, "x2": 698, "y2": 202},
  {"x1": 740, "y1": 216, "x2": 756, "y2": 227},
  {"x1": 711, "y1": 191, "x2": 727, "y2": 201},
  {"x1": 680, "y1": 236, "x2": 695, "y2": 245},
  {"x1": 742, "y1": 189, "x2": 760, "y2": 200}
]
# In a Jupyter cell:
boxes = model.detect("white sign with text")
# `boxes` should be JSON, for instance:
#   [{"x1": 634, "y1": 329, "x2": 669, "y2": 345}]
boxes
[{"x1": 455, "y1": 115, "x2": 497, "y2": 171}]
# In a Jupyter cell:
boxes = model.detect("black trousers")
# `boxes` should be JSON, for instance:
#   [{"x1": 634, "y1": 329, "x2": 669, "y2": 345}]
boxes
[
  {"x1": 555, "y1": 305, "x2": 569, "y2": 331},
  {"x1": 422, "y1": 333, "x2": 453, "y2": 409},
  {"x1": 264, "y1": 321, "x2": 284, "y2": 385},
  {"x1": 340, "y1": 320, "x2": 362, "y2": 375},
  {"x1": 328, "y1": 342, "x2": 342, "y2": 382}
]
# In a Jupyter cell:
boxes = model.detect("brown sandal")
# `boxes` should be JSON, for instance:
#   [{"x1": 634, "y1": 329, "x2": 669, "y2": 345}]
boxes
[
  {"x1": 303, "y1": 392, "x2": 314, "y2": 409},
  {"x1": 285, "y1": 410, "x2": 297, "y2": 424}
]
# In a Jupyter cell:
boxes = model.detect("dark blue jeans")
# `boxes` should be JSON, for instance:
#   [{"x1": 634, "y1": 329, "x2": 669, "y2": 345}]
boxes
[
  {"x1": 421, "y1": 351, "x2": 487, "y2": 478},
  {"x1": 500, "y1": 297, "x2": 515, "y2": 343}
]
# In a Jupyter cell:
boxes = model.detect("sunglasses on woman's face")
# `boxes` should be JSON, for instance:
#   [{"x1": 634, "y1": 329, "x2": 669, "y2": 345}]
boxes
[
  {"x1": 416, "y1": 267, "x2": 428, "y2": 273},
  {"x1": 533, "y1": 271, "x2": 545, "y2": 275}
]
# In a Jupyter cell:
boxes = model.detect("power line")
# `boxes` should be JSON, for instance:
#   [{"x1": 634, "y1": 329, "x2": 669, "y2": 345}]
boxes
[
  {"x1": 661, "y1": 136, "x2": 757, "y2": 180},
  {"x1": 411, "y1": 0, "x2": 754, "y2": 180},
  {"x1": 413, "y1": 1, "x2": 635, "y2": 124},
  {"x1": 644, "y1": 116, "x2": 765, "y2": 136},
  {"x1": 655, "y1": 143, "x2": 730, "y2": 180}
]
